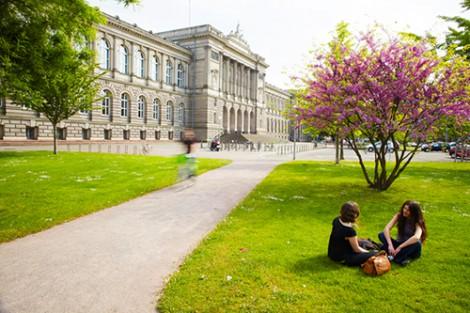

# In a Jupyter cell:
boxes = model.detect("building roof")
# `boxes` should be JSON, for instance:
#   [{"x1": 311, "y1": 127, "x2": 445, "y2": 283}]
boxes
[
  {"x1": 102, "y1": 13, "x2": 192, "y2": 56},
  {"x1": 157, "y1": 25, "x2": 268, "y2": 67}
]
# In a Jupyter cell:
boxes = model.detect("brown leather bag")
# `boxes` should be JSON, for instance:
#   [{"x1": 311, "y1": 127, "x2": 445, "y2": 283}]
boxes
[{"x1": 361, "y1": 251, "x2": 391, "y2": 276}]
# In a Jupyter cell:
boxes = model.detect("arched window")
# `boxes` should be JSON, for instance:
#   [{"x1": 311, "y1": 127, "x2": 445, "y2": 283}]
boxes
[
  {"x1": 177, "y1": 63, "x2": 185, "y2": 88},
  {"x1": 120, "y1": 93, "x2": 129, "y2": 117},
  {"x1": 99, "y1": 39, "x2": 111, "y2": 70},
  {"x1": 152, "y1": 98, "x2": 160, "y2": 121},
  {"x1": 119, "y1": 45, "x2": 129, "y2": 74},
  {"x1": 137, "y1": 95, "x2": 145, "y2": 119},
  {"x1": 101, "y1": 90, "x2": 112, "y2": 116},
  {"x1": 150, "y1": 55, "x2": 159, "y2": 81},
  {"x1": 165, "y1": 60, "x2": 173, "y2": 85},
  {"x1": 136, "y1": 50, "x2": 144, "y2": 78},
  {"x1": 166, "y1": 101, "x2": 174, "y2": 124}
]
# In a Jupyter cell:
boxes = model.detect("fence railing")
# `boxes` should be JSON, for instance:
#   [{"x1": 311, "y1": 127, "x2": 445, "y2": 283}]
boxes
[
  {"x1": 3, "y1": 141, "x2": 321, "y2": 156},
  {"x1": 200, "y1": 141, "x2": 318, "y2": 155},
  {"x1": 62, "y1": 143, "x2": 154, "y2": 155}
]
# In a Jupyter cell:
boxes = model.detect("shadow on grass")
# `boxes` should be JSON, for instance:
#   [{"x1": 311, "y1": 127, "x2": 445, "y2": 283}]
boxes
[{"x1": 291, "y1": 254, "x2": 342, "y2": 274}]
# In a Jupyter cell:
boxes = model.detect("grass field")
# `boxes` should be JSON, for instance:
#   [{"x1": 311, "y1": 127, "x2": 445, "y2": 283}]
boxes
[
  {"x1": 158, "y1": 161, "x2": 470, "y2": 313},
  {"x1": 0, "y1": 151, "x2": 230, "y2": 243}
]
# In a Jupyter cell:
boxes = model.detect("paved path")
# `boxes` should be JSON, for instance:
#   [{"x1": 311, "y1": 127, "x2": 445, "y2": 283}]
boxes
[{"x1": 0, "y1": 159, "x2": 280, "y2": 313}]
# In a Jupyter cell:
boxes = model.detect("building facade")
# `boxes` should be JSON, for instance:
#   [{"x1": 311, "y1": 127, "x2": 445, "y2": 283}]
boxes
[{"x1": 0, "y1": 14, "x2": 291, "y2": 142}]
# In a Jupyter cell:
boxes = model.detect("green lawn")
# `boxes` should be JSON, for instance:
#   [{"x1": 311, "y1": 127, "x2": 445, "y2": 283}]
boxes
[
  {"x1": 0, "y1": 151, "x2": 230, "y2": 243},
  {"x1": 158, "y1": 161, "x2": 470, "y2": 313}
]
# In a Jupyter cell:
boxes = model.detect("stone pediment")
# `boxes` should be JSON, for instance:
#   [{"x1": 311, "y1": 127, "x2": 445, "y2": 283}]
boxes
[{"x1": 227, "y1": 24, "x2": 250, "y2": 54}]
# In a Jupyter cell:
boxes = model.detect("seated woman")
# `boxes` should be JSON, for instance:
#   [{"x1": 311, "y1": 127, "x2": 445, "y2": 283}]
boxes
[
  {"x1": 379, "y1": 200, "x2": 427, "y2": 266},
  {"x1": 328, "y1": 201, "x2": 375, "y2": 266}
]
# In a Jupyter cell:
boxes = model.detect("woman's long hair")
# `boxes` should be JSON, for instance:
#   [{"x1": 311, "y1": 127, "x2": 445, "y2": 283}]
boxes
[{"x1": 397, "y1": 200, "x2": 427, "y2": 243}]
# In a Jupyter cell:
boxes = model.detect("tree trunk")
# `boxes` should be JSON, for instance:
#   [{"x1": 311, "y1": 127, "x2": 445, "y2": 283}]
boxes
[
  {"x1": 340, "y1": 139, "x2": 344, "y2": 160},
  {"x1": 52, "y1": 123, "x2": 57, "y2": 155},
  {"x1": 335, "y1": 135, "x2": 340, "y2": 164}
]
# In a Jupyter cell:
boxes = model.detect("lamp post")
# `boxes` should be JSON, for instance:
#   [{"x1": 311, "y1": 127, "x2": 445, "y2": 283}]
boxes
[{"x1": 293, "y1": 118, "x2": 299, "y2": 160}]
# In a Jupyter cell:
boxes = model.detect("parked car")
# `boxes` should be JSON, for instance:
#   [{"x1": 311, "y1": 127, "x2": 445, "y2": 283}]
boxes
[
  {"x1": 431, "y1": 142, "x2": 443, "y2": 151},
  {"x1": 444, "y1": 142, "x2": 456, "y2": 152},
  {"x1": 449, "y1": 144, "x2": 470, "y2": 159},
  {"x1": 421, "y1": 143, "x2": 430, "y2": 152},
  {"x1": 366, "y1": 141, "x2": 397, "y2": 152}
]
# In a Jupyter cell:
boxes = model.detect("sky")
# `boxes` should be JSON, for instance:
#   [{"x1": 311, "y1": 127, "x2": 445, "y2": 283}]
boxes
[{"x1": 87, "y1": 0, "x2": 469, "y2": 89}]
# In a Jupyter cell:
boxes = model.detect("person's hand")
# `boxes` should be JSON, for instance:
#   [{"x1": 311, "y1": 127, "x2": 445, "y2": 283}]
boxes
[
  {"x1": 388, "y1": 246, "x2": 395, "y2": 256},
  {"x1": 393, "y1": 247, "x2": 401, "y2": 256}
]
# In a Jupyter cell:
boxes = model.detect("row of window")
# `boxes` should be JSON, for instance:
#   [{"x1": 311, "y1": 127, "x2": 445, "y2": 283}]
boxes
[
  {"x1": 98, "y1": 39, "x2": 186, "y2": 87},
  {"x1": 22, "y1": 126, "x2": 175, "y2": 141},
  {"x1": 267, "y1": 118, "x2": 288, "y2": 133},
  {"x1": 98, "y1": 91, "x2": 185, "y2": 124},
  {"x1": 266, "y1": 95, "x2": 286, "y2": 111}
]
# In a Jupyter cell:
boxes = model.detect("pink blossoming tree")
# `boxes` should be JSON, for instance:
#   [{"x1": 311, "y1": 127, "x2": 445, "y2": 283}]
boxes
[{"x1": 297, "y1": 31, "x2": 470, "y2": 191}]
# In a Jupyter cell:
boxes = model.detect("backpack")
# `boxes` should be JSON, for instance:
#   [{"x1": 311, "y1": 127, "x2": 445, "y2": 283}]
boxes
[{"x1": 361, "y1": 251, "x2": 391, "y2": 276}]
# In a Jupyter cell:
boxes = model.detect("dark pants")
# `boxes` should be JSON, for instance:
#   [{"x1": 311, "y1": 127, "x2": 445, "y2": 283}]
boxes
[
  {"x1": 344, "y1": 251, "x2": 375, "y2": 266},
  {"x1": 378, "y1": 232, "x2": 421, "y2": 264}
]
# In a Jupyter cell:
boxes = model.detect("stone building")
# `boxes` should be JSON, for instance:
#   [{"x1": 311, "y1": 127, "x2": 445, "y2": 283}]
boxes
[{"x1": 0, "y1": 14, "x2": 291, "y2": 142}]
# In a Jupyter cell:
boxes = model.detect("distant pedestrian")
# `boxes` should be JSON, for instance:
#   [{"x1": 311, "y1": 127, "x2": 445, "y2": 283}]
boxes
[
  {"x1": 178, "y1": 129, "x2": 197, "y2": 181},
  {"x1": 182, "y1": 128, "x2": 196, "y2": 155},
  {"x1": 328, "y1": 201, "x2": 375, "y2": 266}
]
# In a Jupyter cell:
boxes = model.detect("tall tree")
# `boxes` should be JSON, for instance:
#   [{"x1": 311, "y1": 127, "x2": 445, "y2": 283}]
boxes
[
  {"x1": 297, "y1": 31, "x2": 470, "y2": 191},
  {"x1": 0, "y1": 0, "x2": 139, "y2": 153},
  {"x1": 440, "y1": 0, "x2": 470, "y2": 60}
]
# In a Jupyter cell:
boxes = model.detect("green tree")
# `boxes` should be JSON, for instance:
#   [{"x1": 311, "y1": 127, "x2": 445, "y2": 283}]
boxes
[
  {"x1": 0, "y1": 0, "x2": 138, "y2": 153},
  {"x1": 440, "y1": 0, "x2": 470, "y2": 60},
  {"x1": 9, "y1": 32, "x2": 101, "y2": 154}
]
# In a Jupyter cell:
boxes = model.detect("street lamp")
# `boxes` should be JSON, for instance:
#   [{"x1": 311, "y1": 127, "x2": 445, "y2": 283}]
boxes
[{"x1": 293, "y1": 118, "x2": 299, "y2": 160}]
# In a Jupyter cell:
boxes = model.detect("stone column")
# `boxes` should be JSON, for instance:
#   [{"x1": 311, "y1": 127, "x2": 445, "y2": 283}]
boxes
[
  {"x1": 246, "y1": 111, "x2": 250, "y2": 133},
  {"x1": 172, "y1": 57, "x2": 177, "y2": 90},
  {"x1": 224, "y1": 58, "x2": 229, "y2": 93},
  {"x1": 159, "y1": 52, "x2": 164, "y2": 87},
  {"x1": 245, "y1": 68, "x2": 250, "y2": 99},
  {"x1": 253, "y1": 70, "x2": 258, "y2": 102},
  {"x1": 145, "y1": 47, "x2": 150, "y2": 82},
  {"x1": 129, "y1": 42, "x2": 134, "y2": 82},
  {"x1": 229, "y1": 61, "x2": 233, "y2": 95},
  {"x1": 233, "y1": 63, "x2": 237, "y2": 97},
  {"x1": 233, "y1": 107, "x2": 237, "y2": 133},
  {"x1": 240, "y1": 65, "x2": 244, "y2": 98},
  {"x1": 111, "y1": 35, "x2": 117, "y2": 78},
  {"x1": 236, "y1": 63, "x2": 240, "y2": 97},
  {"x1": 247, "y1": 68, "x2": 251, "y2": 100},
  {"x1": 218, "y1": 53, "x2": 224, "y2": 92},
  {"x1": 185, "y1": 62, "x2": 189, "y2": 89}
]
